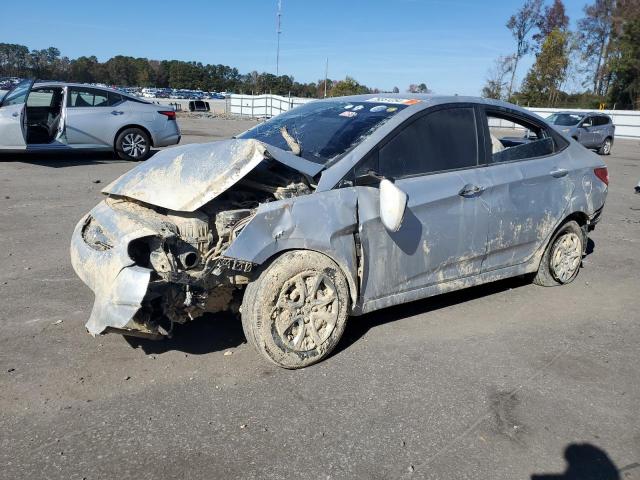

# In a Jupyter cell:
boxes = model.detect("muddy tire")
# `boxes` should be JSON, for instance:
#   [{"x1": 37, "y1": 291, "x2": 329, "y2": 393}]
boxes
[
  {"x1": 115, "y1": 128, "x2": 151, "y2": 161},
  {"x1": 534, "y1": 220, "x2": 584, "y2": 287},
  {"x1": 241, "y1": 250, "x2": 350, "y2": 369},
  {"x1": 598, "y1": 137, "x2": 612, "y2": 155}
]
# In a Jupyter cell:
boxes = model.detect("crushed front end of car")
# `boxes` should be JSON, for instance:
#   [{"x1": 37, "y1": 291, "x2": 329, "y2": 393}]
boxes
[{"x1": 70, "y1": 138, "x2": 321, "y2": 338}]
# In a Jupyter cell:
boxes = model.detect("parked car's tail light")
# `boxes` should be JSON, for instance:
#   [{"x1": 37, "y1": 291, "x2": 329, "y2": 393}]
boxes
[
  {"x1": 594, "y1": 167, "x2": 609, "y2": 185},
  {"x1": 158, "y1": 110, "x2": 176, "y2": 120}
]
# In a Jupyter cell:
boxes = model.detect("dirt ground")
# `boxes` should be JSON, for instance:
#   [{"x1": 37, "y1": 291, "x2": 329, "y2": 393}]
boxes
[{"x1": 1, "y1": 117, "x2": 639, "y2": 479}]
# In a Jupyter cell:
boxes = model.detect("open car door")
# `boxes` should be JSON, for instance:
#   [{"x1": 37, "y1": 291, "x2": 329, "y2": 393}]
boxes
[{"x1": 0, "y1": 79, "x2": 34, "y2": 149}]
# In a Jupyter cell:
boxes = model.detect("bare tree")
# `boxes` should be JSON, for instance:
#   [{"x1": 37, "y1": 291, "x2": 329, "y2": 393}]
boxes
[
  {"x1": 506, "y1": 0, "x2": 544, "y2": 100},
  {"x1": 577, "y1": 0, "x2": 616, "y2": 95},
  {"x1": 482, "y1": 55, "x2": 516, "y2": 99},
  {"x1": 533, "y1": 0, "x2": 569, "y2": 50}
]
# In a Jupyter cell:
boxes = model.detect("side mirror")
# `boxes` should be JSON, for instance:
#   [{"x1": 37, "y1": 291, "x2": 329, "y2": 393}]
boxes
[{"x1": 379, "y1": 178, "x2": 408, "y2": 232}]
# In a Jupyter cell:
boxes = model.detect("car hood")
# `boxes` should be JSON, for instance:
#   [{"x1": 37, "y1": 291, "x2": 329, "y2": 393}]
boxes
[{"x1": 103, "y1": 139, "x2": 324, "y2": 212}]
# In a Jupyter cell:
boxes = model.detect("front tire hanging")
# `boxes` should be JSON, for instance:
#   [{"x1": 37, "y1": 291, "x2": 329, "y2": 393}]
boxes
[{"x1": 241, "y1": 251, "x2": 350, "y2": 369}]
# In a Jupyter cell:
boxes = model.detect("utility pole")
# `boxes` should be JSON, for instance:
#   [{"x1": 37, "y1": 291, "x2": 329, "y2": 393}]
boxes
[
  {"x1": 324, "y1": 58, "x2": 328, "y2": 98},
  {"x1": 276, "y1": 0, "x2": 282, "y2": 76}
]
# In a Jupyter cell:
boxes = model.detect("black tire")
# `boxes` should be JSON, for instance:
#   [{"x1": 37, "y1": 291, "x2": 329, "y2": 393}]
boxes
[
  {"x1": 241, "y1": 250, "x2": 350, "y2": 369},
  {"x1": 597, "y1": 137, "x2": 612, "y2": 155},
  {"x1": 534, "y1": 220, "x2": 584, "y2": 287},
  {"x1": 115, "y1": 127, "x2": 151, "y2": 161}
]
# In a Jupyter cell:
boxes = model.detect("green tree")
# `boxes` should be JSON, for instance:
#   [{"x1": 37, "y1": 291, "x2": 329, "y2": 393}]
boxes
[
  {"x1": 329, "y1": 76, "x2": 369, "y2": 96},
  {"x1": 607, "y1": 4, "x2": 640, "y2": 109},
  {"x1": 520, "y1": 29, "x2": 570, "y2": 106}
]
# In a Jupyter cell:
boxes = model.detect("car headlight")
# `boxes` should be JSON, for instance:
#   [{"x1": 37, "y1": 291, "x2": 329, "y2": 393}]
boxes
[{"x1": 82, "y1": 216, "x2": 114, "y2": 250}]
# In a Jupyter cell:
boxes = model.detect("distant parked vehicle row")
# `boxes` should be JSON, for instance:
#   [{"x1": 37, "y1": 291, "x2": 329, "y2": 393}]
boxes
[
  {"x1": 546, "y1": 111, "x2": 615, "y2": 155},
  {"x1": 0, "y1": 79, "x2": 181, "y2": 160}
]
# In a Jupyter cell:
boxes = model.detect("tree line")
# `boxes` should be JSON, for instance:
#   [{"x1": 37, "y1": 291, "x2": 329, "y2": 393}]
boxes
[
  {"x1": 483, "y1": 0, "x2": 640, "y2": 109},
  {"x1": 0, "y1": 44, "x2": 424, "y2": 98}
]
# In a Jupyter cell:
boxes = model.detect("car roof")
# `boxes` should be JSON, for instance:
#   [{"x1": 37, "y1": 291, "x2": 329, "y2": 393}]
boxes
[
  {"x1": 554, "y1": 110, "x2": 610, "y2": 117},
  {"x1": 34, "y1": 81, "x2": 125, "y2": 94},
  {"x1": 316, "y1": 93, "x2": 541, "y2": 119}
]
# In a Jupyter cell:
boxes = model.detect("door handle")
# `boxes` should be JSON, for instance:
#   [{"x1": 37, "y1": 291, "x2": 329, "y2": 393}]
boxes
[
  {"x1": 11, "y1": 112, "x2": 19, "y2": 117},
  {"x1": 550, "y1": 168, "x2": 568, "y2": 178},
  {"x1": 110, "y1": 110, "x2": 124, "y2": 115},
  {"x1": 459, "y1": 184, "x2": 485, "y2": 197}
]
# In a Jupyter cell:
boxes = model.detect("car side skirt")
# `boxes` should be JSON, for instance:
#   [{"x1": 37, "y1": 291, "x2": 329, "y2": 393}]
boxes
[{"x1": 353, "y1": 255, "x2": 539, "y2": 315}]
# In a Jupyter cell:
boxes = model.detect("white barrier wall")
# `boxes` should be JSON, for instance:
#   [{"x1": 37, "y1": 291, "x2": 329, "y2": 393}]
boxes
[
  {"x1": 229, "y1": 94, "x2": 313, "y2": 117},
  {"x1": 227, "y1": 95, "x2": 640, "y2": 139}
]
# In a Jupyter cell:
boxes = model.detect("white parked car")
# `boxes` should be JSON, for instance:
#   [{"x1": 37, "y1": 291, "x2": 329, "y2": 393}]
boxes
[{"x1": 0, "y1": 80, "x2": 181, "y2": 160}]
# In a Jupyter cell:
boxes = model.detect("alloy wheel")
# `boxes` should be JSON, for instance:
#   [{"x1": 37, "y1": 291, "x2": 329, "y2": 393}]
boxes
[
  {"x1": 271, "y1": 271, "x2": 339, "y2": 352},
  {"x1": 121, "y1": 133, "x2": 147, "y2": 158},
  {"x1": 550, "y1": 232, "x2": 582, "y2": 283}
]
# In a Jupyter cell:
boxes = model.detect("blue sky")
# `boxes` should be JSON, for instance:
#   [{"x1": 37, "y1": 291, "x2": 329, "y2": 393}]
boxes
[{"x1": 4, "y1": 0, "x2": 588, "y2": 94}]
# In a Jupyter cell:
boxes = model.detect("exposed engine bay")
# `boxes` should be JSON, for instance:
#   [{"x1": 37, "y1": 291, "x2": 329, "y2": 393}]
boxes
[{"x1": 79, "y1": 160, "x2": 314, "y2": 338}]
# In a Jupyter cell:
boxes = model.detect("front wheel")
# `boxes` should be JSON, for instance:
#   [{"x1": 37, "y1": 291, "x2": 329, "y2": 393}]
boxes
[
  {"x1": 534, "y1": 220, "x2": 584, "y2": 287},
  {"x1": 115, "y1": 128, "x2": 151, "y2": 161},
  {"x1": 598, "y1": 137, "x2": 612, "y2": 155},
  {"x1": 241, "y1": 251, "x2": 350, "y2": 369}
]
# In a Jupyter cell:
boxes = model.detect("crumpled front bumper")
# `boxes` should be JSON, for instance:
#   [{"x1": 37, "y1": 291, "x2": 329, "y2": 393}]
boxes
[{"x1": 70, "y1": 200, "x2": 157, "y2": 337}]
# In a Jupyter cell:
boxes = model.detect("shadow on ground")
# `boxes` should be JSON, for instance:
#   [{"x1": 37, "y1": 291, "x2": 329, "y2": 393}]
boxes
[
  {"x1": 334, "y1": 274, "x2": 536, "y2": 356},
  {"x1": 0, "y1": 150, "x2": 157, "y2": 167},
  {"x1": 530, "y1": 443, "x2": 632, "y2": 480},
  {"x1": 126, "y1": 274, "x2": 538, "y2": 358},
  {"x1": 124, "y1": 311, "x2": 245, "y2": 355}
]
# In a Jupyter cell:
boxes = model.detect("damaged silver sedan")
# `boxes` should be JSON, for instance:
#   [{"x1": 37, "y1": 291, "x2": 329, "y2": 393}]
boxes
[{"x1": 71, "y1": 95, "x2": 608, "y2": 368}]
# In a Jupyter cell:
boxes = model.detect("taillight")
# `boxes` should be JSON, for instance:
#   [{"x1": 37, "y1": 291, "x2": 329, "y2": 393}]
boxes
[
  {"x1": 158, "y1": 110, "x2": 176, "y2": 120},
  {"x1": 594, "y1": 167, "x2": 609, "y2": 185}
]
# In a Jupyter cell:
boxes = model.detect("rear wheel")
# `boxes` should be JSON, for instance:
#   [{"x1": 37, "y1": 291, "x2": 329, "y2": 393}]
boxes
[
  {"x1": 598, "y1": 137, "x2": 612, "y2": 155},
  {"x1": 115, "y1": 128, "x2": 151, "y2": 161},
  {"x1": 241, "y1": 251, "x2": 349, "y2": 369},
  {"x1": 534, "y1": 220, "x2": 584, "y2": 287}
]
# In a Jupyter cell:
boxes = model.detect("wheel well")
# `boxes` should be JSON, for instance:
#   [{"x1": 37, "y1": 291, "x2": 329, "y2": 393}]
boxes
[
  {"x1": 563, "y1": 211, "x2": 588, "y2": 228},
  {"x1": 113, "y1": 125, "x2": 154, "y2": 150}
]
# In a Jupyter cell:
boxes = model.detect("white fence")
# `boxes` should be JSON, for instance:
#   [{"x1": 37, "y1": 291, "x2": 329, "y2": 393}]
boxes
[
  {"x1": 226, "y1": 95, "x2": 640, "y2": 138},
  {"x1": 229, "y1": 94, "x2": 313, "y2": 117}
]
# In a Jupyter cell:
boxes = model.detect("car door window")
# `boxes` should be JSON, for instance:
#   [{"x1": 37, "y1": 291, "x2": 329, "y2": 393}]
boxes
[
  {"x1": 378, "y1": 106, "x2": 478, "y2": 178},
  {"x1": 68, "y1": 88, "x2": 121, "y2": 107},
  {"x1": 486, "y1": 111, "x2": 556, "y2": 164},
  {"x1": 595, "y1": 116, "x2": 609, "y2": 126},
  {"x1": 0, "y1": 79, "x2": 33, "y2": 107}
]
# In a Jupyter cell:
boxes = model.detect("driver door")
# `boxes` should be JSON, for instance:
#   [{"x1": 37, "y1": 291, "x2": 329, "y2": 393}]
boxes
[
  {"x1": 0, "y1": 79, "x2": 34, "y2": 149},
  {"x1": 355, "y1": 105, "x2": 490, "y2": 309}
]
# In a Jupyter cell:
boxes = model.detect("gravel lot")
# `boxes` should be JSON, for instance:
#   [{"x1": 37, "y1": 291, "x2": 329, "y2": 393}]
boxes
[{"x1": 1, "y1": 117, "x2": 639, "y2": 480}]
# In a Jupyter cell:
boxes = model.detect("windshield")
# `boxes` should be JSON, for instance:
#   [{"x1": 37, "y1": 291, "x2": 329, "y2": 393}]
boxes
[
  {"x1": 547, "y1": 113, "x2": 583, "y2": 126},
  {"x1": 238, "y1": 99, "x2": 410, "y2": 165}
]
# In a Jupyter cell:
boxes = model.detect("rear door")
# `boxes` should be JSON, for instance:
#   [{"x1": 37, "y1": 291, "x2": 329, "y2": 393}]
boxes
[
  {"x1": 356, "y1": 105, "x2": 490, "y2": 307},
  {"x1": 480, "y1": 108, "x2": 573, "y2": 272},
  {"x1": 578, "y1": 116, "x2": 598, "y2": 147},
  {"x1": 591, "y1": 115, "x2": 610, "y2": 145},
  {"x1": 65, "y1": 87, "x2": 130, "y2": 147},
  {"x1": 0, "y1": 79, "x2": 34, "y2": 149}
]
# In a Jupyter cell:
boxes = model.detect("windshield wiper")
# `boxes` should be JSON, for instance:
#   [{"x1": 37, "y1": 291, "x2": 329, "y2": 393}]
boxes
[{"x1": 279, "y1": 126, "x2": 301, "y2": 156}]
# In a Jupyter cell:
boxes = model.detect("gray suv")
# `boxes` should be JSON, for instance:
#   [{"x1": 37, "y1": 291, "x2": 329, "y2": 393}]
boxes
[{"x1": 546, "y1": 111, "x2": 615, "y2": 155}]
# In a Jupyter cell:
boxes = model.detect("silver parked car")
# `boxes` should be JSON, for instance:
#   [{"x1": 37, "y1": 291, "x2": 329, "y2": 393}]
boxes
[
  {"x1": 0, "y1": 79, "x2": 180, "y2": 160},
  {"x1": 70, "y1": 95, "x2": 608, "y2": 368},
  {"x1": 546, "y1": 111, "x2": 615, "y2": 155}
]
